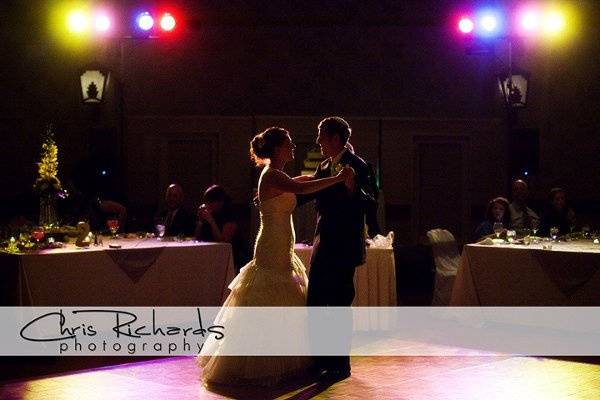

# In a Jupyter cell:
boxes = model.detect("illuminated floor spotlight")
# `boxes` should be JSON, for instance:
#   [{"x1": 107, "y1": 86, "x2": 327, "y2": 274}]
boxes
[
  {"x1": 137, "y1": 11, "x2": 154, "y2": 31},
  {"x1": 160, "y1": 12, "x2": 176, "y2": 32},
  {"x1": 67, "y1": 10, "x2": 89, "y2": 34},
  {"x1": 458, "y1": 17, "x2": 474, "y2": 34}
]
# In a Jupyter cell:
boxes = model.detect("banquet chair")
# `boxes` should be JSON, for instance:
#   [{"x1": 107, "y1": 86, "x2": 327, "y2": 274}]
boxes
[{"x1": 426, "y1": 229, "x2": 460, "y2": 306}]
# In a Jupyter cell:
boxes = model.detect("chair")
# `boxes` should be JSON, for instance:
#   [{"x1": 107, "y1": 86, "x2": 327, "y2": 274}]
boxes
[{"x1": 426, "y1": 229, "x2": 461, "y2": 306}]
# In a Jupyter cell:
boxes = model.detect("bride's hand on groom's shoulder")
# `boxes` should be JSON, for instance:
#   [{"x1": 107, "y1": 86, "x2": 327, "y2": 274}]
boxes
[
  {"x1": 337, "y1": 165, "x2": 355, "y2": 179},
  {"x1": 338, "y1": 165, "x2": 356, "y2": 191}
]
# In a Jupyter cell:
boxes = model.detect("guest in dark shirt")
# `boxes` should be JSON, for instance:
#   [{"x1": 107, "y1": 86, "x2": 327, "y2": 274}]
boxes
[
  {"x1": 195, "y1": 185, "x2": 244, "y2": 273},
  {"x1": 158, "y1": 184, "x2": 195, "y2": 237},
  {"x1": 539, "y1": 187, "x2": 576, "y2": 237},
  {"x1": 473, "y1": 196, "x2": 510, "y2": 242}
]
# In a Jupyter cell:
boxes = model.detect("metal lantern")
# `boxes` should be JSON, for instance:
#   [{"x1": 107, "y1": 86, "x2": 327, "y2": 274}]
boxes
[
  {"x1": 80, "y1": 69, "x2": 109, "y2": 104},
  {"x1": 498, "y1": 69, "x2": 529, "y2": 108}
]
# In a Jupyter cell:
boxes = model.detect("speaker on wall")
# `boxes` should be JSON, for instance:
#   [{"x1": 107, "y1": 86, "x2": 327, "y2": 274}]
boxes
[{"x1": 509, "y1": 127, "x2": 539, "y2": 178}]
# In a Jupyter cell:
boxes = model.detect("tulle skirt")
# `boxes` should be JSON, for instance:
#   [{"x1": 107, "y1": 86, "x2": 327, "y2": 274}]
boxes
[{"x1": 198, "y1": 253, "x2": 312, "y2": 387}]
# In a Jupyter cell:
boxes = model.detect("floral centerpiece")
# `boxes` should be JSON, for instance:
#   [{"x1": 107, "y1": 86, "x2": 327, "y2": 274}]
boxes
[{"x1": 33, "y1": 124, "x2": 63, "y2": 227}]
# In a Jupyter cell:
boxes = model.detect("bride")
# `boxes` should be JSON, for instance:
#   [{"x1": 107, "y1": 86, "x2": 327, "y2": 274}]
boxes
[{"x1": 198, "y1": 127, "x2": 354, "y2": 387}]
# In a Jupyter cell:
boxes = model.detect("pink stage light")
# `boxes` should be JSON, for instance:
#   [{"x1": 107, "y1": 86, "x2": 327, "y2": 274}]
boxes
[
  {"x1": 95, "y1": 14, "x2": 111, "y2": 33},
  {"x1": 458, "y1": 17, "x2": 474, "y2": 34},
  {"x1": 520, "y1": 11, "x2": 539, "y2": 32}
]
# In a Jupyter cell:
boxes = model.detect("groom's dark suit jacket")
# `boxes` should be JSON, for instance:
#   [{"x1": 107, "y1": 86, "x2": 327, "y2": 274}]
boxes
[{"x1": 298, "y1": 149, "x2": 378, "y2": 269}]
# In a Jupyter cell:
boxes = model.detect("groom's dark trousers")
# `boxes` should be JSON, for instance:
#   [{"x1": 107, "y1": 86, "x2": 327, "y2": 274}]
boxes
[{"x1": 299, "y1": 149, "x2": 378, "y2": 373}]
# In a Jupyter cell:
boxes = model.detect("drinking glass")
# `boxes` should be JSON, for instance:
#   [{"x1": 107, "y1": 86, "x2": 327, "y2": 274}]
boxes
[
  {"x1": 32, "y1": 226, "x2": 45, "y2": 244},
  {"x1": 155, "y1": 224, "x2": 166, "y2": 240},
  {"x1": 550, "y1": 226, "x2": 559, "y2": 241},
  {"x1": 531, "y1": 219, "x2": 539, "y2": 237},
  {"x1": 493, "y1": 222, "x2": 503, "y2": 239},
  {"x1": 106, "y1": 219, "x2": 120, "y2": 238}
]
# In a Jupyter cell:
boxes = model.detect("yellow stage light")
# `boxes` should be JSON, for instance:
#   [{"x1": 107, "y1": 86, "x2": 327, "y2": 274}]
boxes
[
  {"x1": 67, "y1": 10, "x2": 88, "y2": 34},
  {"x1": 542, "y1": 10, "x2": 566, "y2": 35}
]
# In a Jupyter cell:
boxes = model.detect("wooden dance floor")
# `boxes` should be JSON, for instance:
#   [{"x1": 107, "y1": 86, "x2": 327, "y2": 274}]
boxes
[{"x1": 2, "y1": 355, "x2": 600, "y2": 399}]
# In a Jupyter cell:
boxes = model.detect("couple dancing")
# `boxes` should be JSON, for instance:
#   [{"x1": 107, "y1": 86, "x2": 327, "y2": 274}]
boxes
[{"x1": 199, "y1": 116, "x2": 377, "y2": 387}]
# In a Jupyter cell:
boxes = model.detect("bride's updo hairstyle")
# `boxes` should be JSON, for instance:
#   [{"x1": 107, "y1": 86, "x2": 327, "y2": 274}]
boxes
[{"x1": 250, "y1": 127, "x2": 289, "y2": 166}]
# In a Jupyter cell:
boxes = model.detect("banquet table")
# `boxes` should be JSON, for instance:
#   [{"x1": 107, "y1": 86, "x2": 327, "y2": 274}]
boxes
[
  {"x1": 450, "y1": 240, "x2": 600, "y2": 306},
  {"x1": 0, "y1": 238, "x2": 235, "y2": 306},
  {"x1": 294, "y1": 244, "x2": 397, "y2": 307}
]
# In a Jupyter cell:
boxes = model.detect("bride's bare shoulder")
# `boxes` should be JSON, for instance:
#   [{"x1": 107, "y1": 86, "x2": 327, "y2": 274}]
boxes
[{"x1": 261, "y1": 167, "x2": 290, "y2": 181}]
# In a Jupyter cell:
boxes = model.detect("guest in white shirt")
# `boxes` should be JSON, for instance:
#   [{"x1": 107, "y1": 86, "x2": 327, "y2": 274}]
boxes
[{"x1": 509, "y1": 179, "x2": 539, "y2": 230}]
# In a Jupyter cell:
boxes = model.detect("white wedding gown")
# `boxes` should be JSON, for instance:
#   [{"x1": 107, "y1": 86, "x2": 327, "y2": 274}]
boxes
[{"x1": 198, "y1": 167, "x2": 311, "y2": 387}]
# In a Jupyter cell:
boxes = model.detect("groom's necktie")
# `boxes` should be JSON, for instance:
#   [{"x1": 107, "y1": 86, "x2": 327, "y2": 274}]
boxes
[{"x1": 329, "y1": 158, "x2": 338, "y2": 176}]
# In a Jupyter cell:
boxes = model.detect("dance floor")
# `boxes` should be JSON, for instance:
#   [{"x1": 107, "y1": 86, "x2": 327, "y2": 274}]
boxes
[{"x1": 1, "y1": 355, "x2": 600, "y2": 399}]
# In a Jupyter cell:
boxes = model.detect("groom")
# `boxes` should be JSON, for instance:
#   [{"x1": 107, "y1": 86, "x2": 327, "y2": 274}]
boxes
[{"x1": 299, "y1": 116, "x2": 378, "y2": 380}]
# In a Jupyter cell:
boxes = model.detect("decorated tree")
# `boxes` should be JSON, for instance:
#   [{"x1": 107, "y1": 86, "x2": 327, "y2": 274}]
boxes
[{"x1": 34, "y1": 124, "x2": 62, "y2": 227}]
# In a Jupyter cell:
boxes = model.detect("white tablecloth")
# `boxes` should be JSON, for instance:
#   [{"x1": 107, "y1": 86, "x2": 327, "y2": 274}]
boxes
[
  {"x1": 450, "y1": 241, "x2": 600, "y2": 306},
  {"x1": 294, "y1": 244, "x2": 397, "y2": 307},
  {"x1": 1, "y1": 238, "x2": 235, "y2": 306}
]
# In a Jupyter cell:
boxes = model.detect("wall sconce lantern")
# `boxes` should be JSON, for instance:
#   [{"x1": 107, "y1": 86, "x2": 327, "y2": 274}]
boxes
[
  {"x1": 498, "y1": 69, "x2": 529, "y2": 109},
  {"x1": 80, "y1": 69, "x2": 109, "y2": 104}
]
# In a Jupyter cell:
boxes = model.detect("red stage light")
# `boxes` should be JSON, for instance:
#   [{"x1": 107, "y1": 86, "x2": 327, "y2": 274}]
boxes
[{"x1": 160, "y1": 13, "x2": 176, "y2": 32}]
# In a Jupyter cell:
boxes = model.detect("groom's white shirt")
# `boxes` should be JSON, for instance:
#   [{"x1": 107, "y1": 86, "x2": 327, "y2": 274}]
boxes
[{"x1": 329, "y1": 147, "x2": 348, "y2": 173}]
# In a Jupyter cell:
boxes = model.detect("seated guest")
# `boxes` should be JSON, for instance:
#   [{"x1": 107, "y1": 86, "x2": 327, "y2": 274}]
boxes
[
  {"x1": 195, "y1": 185, "x2": 243, "y2": 273},
  {"x1": 509, "y1": 179, "x2": 539, "y2": 230},
  {"x1": 539, "y1": 187, "x2": 576, "y2": 237},
  {"x1": 474, "y1": 197, "x2": 510, "y2": 242},
  {"x1": 158, "y1": 184, "x2": 195, "y2": 237}
]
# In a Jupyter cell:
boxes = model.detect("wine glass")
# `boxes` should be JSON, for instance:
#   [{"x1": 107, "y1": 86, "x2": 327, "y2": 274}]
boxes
[
  {"x1": 531, "y1": 219, "x2": 539, "y2": 237},
  {"x1": 106, "y1": 219, "x2": 120, "y2": 238},
  {"x1": 493, "y1": 222, "x2": 503, "y2": 239},
  {"x1": 32, "y1": 226, "x2": 45, "y2": 244},
  {"x1": 506, "y1": 230, "x2": 516, "y2": 243},
  {"x1": 550, "y1": 226, "x2": 559, "y2": 241}
]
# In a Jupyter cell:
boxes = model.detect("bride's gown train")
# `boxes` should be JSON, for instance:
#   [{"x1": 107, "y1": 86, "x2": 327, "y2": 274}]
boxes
[{"x1": 199, "y1": 169, "x2": 311, "y2": 387}]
